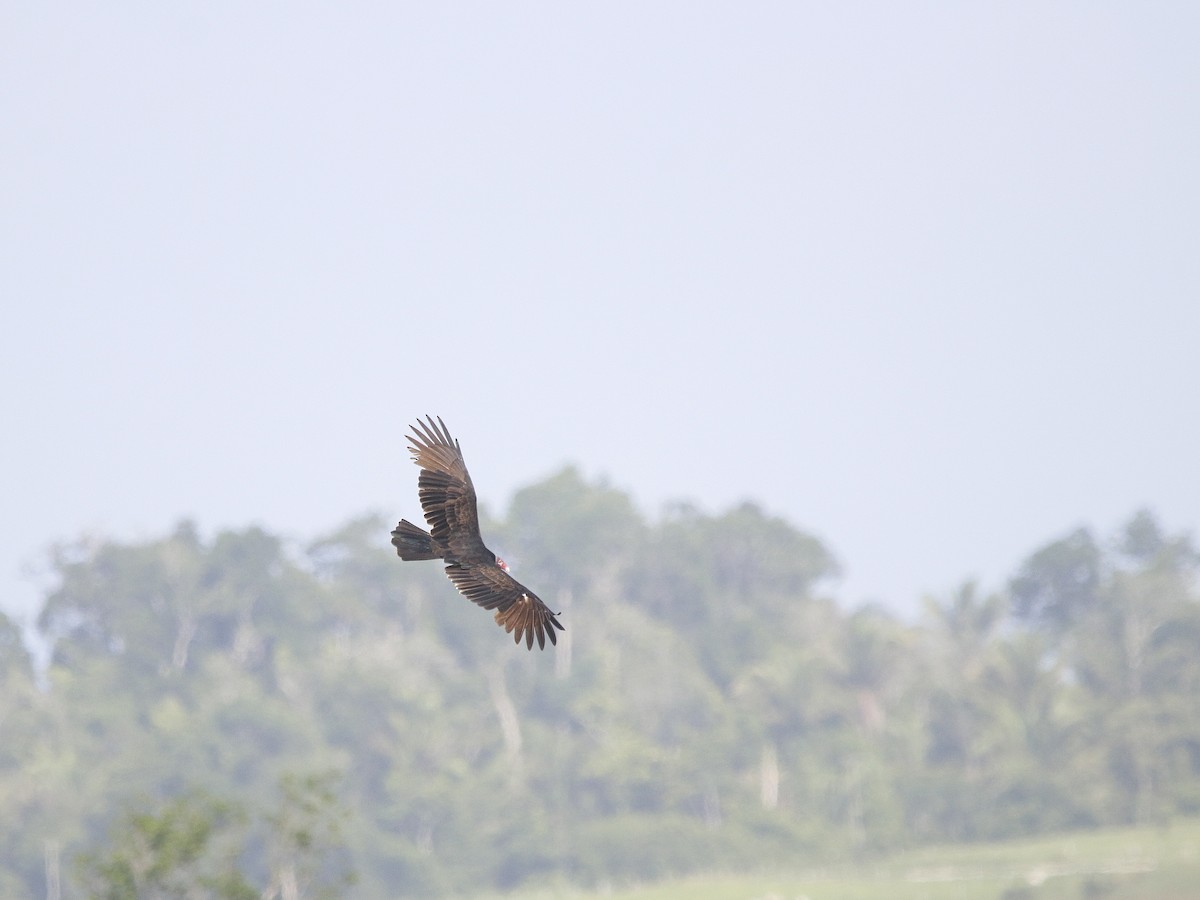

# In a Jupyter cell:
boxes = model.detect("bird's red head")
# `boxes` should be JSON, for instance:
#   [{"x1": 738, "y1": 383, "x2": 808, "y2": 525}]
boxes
[{"x1": 496, "y1": 556, "x2": 509, "y2": 573}]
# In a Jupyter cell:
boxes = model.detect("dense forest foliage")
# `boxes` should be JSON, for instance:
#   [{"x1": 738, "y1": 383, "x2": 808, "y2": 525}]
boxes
[{"x1": 2, "y1": 467, "x2": 1199, "y2": 896}]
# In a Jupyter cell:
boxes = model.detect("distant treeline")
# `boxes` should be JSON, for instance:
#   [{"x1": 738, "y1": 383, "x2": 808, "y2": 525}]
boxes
[{"x1": 1, "y1": 467, "x2": 1198, "y2": 896}]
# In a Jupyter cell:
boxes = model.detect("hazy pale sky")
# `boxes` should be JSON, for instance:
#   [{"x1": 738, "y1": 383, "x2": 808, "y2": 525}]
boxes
[{"x1": 3, "y1": 3, "x2": 1198, "y2": 631}]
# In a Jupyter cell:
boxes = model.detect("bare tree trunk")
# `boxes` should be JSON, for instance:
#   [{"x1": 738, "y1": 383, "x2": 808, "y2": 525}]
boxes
[
  {"x1": 172, "y1": 610, "x2": 197, "y2": 670},
  {"x1": 703, "y1": 787, "x2": 722, "y2": 829},
  {"x1": 280, "y1": 862, "x2": 298, "y2": 900},
  {"x1": 489, "y1": 665, "x2": 523, "y2": 765},
  {"x1": 845, "y1": 755, "x2": 865, "y2": 847},
  {"x1": 555, "y1": 588, "x2": 572, "y2": 679},
  {"x1": 1122, "y1": 593, "x2": 1157, "y2": 824},
  {"x1": 262, "y1": 862, "x2": 299, "y2": 900},
  {"x1": 44, "y1": 838, "x2": 60, "y2": 900},
  {"x1": 760, "y1": 740, "x2": 779, "y2": 810}
]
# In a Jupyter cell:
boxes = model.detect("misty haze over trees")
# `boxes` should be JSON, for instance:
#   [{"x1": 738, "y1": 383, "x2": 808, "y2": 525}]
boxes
[{"x1": 2, "y1": 468, "x2": 1198, "y2": 896}]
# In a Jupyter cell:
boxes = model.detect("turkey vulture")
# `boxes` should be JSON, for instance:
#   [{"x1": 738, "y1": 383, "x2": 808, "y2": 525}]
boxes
[{"x1": 391, "y1": 416, "x2": 564, "y2": 650}]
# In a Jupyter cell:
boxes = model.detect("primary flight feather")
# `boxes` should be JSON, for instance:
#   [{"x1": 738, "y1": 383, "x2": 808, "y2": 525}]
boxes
[{"x1": 391, "y1": 416, "x2": 564, "y2": 650}]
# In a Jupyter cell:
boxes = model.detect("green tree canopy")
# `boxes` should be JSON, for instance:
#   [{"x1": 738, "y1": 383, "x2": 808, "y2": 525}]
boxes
[{"x1": 1, "y1": 477, "x2": 1197, "y2": 896}]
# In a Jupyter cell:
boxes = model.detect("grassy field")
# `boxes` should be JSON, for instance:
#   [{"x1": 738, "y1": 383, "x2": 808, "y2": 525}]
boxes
[{"x1": 486, "y1": 818, "x2": 1200, "y2": 900}]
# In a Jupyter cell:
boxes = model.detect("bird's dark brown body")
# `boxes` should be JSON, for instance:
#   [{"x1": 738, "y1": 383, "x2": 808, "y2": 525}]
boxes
[{"x1": 391, "y1": 416, "x2": 564, "y2": 650}]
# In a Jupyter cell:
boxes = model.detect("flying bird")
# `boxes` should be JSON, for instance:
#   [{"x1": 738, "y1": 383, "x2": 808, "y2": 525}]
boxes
[{"x1": 391, "y1": 416, "x2": 565, "y2": 650}]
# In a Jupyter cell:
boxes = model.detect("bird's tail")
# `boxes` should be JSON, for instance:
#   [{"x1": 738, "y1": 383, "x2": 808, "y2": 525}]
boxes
[{"x1": 391, "y1": 519, "x2": 440, "y2": 560}]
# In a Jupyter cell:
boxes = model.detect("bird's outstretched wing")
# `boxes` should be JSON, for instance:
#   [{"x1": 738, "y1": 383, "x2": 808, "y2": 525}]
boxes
[
  {"x1": 403, "y1": 415, "x2": 565, "y2": 650},
  {"x1": 407, "y1": 415, "x2": 489, "y2": 563},
  {"x1": 444, "y1": 564, "x2": 565, "y2": 650}
]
